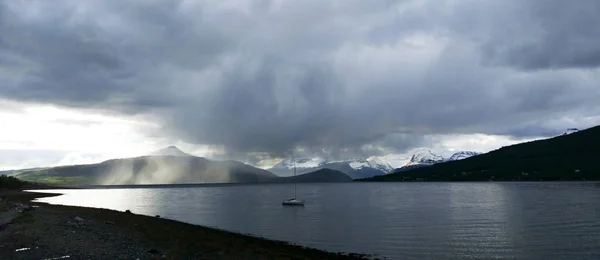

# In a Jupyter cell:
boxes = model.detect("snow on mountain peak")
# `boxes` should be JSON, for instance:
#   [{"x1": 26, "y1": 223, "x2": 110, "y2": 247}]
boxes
[
  {"x1": 447, "y1": 151, "x2": 481, "y2": 161},
  {"x1": 398, "y1": 149, "x2": 480, "y2": 170},
  {"x1": 326, "y1": 158, "x2": 393, "y2": 173},
  {"x1": 271, "y1": 157, "x2": 327, "y2": 169},
  {"x1": 366, "y1": 158, "x2": 395, "y2": 173},
  {"x1": 269, "y1": 156, "x2": 395, "y2": 174},
  {"x1": 149, "y1": 146, "x2": 191, "y2": 157},
  {"x1": 407, "y1": 149, "x2": 445, "y2": 165},
  {"x1": 347, "y1": 159, "x2": 370, "y2": 169}
]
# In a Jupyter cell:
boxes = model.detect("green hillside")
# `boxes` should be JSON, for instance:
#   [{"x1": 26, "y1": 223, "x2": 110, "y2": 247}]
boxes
[{"x1": 361, "y1": 125, "x2": 600, "y2": 182}]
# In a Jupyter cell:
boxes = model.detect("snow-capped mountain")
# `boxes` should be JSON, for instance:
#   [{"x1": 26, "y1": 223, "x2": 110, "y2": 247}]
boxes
[
  {"x1": 393, "y1": 149, "x2": 481, "y2": 173},
  {"x1": 562, "y1": 128, "x2": 579, "y2": 135},
  {"x1": 405, "y1": 149, "x2": 445, "y2": 166},
  {"x1": 148, "y1": 146, "x2": 192, "y2": 157},
  {"x1": 347, "y1": 158, "x2": 394, "y2": 173},
  {"x1": 447, "y1": 151, "x2": 481, "y2": 161},
  {"x1": 269, "y1": 157, "x2": 328, "y2": 172},
  {"x1": 267, "y1": 157, "x2": 394, "y2": 179}
]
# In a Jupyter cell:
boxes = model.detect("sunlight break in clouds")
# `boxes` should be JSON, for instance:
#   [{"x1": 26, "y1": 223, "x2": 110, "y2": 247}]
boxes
[{"x1": 0, "y1": 100, "x2": 163, "y2": 170}]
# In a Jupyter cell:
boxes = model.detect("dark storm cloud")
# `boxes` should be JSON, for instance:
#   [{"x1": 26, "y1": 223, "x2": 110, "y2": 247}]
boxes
[
  {"x1": 1, "y1": 0, "x2": 599, "y2": 158},
  {"x1": 168, "y1": 58, "x2": 346, "y2": 155},
  {"x1": 478, "y1": 0, "x2": 600, "y2": 70},
  {"x1": 0, "y1": 0, "x2": 231, "y2": 108}
]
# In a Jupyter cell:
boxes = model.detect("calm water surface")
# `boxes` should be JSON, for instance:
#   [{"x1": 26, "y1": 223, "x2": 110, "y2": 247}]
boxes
[{"x1": 31, "y1": 182, "x2": 600, "y2": 260}]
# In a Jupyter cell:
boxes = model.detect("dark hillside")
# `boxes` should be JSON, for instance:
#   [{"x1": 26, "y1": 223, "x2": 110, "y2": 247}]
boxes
[
  {"x1": 361, "y1": 125, "x2": 600, "y2": 182},
  {"x1": 11, "y1": 156, "x2": 277, "y2": 186},
  {"x1": 273, "y1": 169, "x2": 353, "y2": 183}
]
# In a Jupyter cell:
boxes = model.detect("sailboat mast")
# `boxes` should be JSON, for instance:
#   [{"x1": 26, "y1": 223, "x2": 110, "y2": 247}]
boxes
[{"x1": 293, "y1": 150, "x2": 297, "y2": 198}]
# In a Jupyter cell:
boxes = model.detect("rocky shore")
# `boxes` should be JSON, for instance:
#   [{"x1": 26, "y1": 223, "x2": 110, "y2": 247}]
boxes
[{"x1": 0, "y1": 190, "x2": 373, "y2": 260}]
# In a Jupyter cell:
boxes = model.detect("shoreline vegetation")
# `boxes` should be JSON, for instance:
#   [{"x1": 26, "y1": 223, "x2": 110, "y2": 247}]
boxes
[{"x1": 1, "y1": 188, "x2": 373, "y2": 260}]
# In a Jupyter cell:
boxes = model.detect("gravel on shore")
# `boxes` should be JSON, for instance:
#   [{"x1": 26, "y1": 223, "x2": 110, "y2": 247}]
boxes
[{"x1": 0, "y1": 190, "x2": 374, "y2": 260}]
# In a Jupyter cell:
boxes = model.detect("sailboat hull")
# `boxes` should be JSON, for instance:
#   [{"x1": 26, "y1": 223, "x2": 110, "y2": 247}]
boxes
[{"x1": 282, "y1": 198, "x2": 305, "y2": 206}]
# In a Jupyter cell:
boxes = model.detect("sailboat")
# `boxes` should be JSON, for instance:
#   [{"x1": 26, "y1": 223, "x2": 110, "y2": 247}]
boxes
[{"x1": 282, "y1": 151, "x2": 305, "y2": 206}]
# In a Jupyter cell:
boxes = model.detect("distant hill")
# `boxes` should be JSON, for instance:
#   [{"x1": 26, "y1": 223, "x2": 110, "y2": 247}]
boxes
[
  {"x1": 0, "y1": 167, "x2": 49, "y2": 176},
  {"x1": 360, "y1": 125, "x2": 600, "y2": 182},
  {"x1": 391, "y1": 164, "x2": 430, "y2": 173},
  {"x1": 10, "y1": 154, "x2": 277, "y2": 186},
  {"x1": 271, "y1": 169, "x2": 353, "y2": 183},
  {"x1": 9, "y1": 146, "x2": 355, "y2": 186}
]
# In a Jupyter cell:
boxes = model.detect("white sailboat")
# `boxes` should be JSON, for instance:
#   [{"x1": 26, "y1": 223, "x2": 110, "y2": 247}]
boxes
[{"x1": 282, "y1": 152, "x2": 305, "y2": 206}]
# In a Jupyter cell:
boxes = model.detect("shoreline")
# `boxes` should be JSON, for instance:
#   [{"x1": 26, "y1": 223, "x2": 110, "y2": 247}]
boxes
[{"x1": 1, "y1": 190, "x2": 374, "y2": 260}]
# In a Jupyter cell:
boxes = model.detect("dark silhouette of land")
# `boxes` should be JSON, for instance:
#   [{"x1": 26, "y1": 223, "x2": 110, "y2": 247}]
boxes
[{"x1": 274, "y1": 169, "x2": 353, "y2": 183}]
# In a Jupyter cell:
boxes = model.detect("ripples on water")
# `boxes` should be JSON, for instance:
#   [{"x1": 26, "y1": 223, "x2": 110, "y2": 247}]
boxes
[{"x1": 32, "y1": 182, "x2": 600, "y2": 260}]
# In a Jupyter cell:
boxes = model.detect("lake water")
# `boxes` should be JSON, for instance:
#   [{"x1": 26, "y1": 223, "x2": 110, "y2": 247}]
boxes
[{"x1": 31, "y1": 182, "x2": 600, "y2": 260}]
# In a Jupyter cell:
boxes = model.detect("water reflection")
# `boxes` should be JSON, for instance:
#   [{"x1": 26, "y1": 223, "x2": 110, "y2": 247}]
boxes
[
  {"x1": 43, "y1": 256, "x2": 70, "y2": 260},
  {"x1": 31, "y1": 182, "x2": 600, "y2": 260},
  {"x1": 446, "y1": 184, "x2": 513, "y2": 258}
]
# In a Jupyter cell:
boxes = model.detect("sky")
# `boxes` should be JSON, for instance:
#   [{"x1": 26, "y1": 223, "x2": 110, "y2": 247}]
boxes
[{"x1": 1, "y1": 0, "x2": 600, "y2": 170}]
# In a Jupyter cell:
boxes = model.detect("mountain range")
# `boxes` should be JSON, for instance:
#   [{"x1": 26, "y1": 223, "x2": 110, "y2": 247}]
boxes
[
  {"x1": 270, "y1": 169, "x2": 353, "y2": 183},
  {"x1": 268, "y1": 157, "x2": 394, "y2": 179},
  {"x1": 266, "y1": 149, "x2": 480, "y2": 179},
  {"x1": 8, "y1": 147, "x2": 477, "y2": 185},
  {"x1": 392, "y1": 150, "x2": 481, "y2": 173},
  {"x1": 9, "y1": 147, "x2": 355, "y2": 186},
  {"x1": 362, "y1": 125, "x2": 600, "y2": 182},
  {"x1": 7, "y1": 127, "x2": 595, "y2": 185}
]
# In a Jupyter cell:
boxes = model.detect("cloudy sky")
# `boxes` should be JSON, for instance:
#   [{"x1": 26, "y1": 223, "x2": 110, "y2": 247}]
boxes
[{"x1": 1, "y1": 0, "x2": 599, "y2": 170}]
